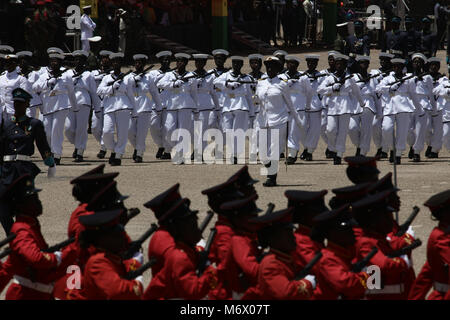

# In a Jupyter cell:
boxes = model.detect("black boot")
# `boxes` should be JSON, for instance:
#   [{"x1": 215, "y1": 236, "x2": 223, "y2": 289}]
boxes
[
  {"x1": 333, "y1": 156, "x2": 341, "y2": 165},
  {"x1": 72, "y1": 149, "x2": 78, "y2": 159},
  {"x1": 413, "y1": 153, "x2": 421, "y2": 162},
  {"x1": 429, "y1": 151, "x2": 439, "y2": 158},
  {"x1": 305, "y1": 151, "x2": 313, "y2": 161},
  {"x1": 408, "y1": 147, "x2": 414, "y2": 159},
  {"x1": 425, "y1": 146, "x2": 432, "y2": 158},
  {"x1": 389, "y1": 151, "x2": 394, "y2": 163},
  {"x1": 97, "y1": 150, "x2": 106, "y2": 159},
  {"x1": 286, "y1": 156, "x2": 297, "y2": 165},
  {"x1": 132, "y1": 149, "x2": 137, "y2": 161},
  {"x1": 111, "y1": 158, "x2": 122, "y2": 166},
  {"x1": 135, "y1": 156, "x2": 143, "y2": 163},
  {"x1": 263, "y1": 174, "x2": 277, "y2": 187},
  {"x1": 109, "y1": 153, "x2": 116, "y2": 164},
  {"x1": 74, "y1": 155, "x2": 83, "y2": 163},
  {"x1": 355, "y1": 148, "x2": 361, "y2": 156},
  {"x1": 328, "y1": 151, "x2": 337, "y2": 159},
  {"x1": 299, "y1": 149, "x2": 307, "y2": 160},
  {"x1": 155, "y1": 147, "x2": 164, "y2": 159},
  {"x1": 280, "y1": 153, "x2": 285, "y2": 159},
  {"x1": 54, "y1": 158, "x2": 61, "y2": 165},
  {"x1": 161, "y1": 152, "x2": 171, "y2": 160},
  {"x1": 380, "y1": 151, "x2": 388, "y2": 159},
  {"x1": 375, "y1": 148, "x2": 382, "y2": 158},
  {"x1": 395, "y1": 156, "x2": 401, "y2": 165},
  {"x1": 325, "y1": 148, "x2": 333, "y2": 159}
]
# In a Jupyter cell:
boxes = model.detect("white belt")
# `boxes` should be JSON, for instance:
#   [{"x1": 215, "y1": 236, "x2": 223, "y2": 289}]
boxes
[
  {"x1": 331, "y1": 92, "x2": 349, "y2": 97},
  {"x1": 232, "y1": 291, "x2": 244, "y2": 300},
  {"x1": 49, "y1": 90, "x2": 67, "y2": 97},
  {"x1": 13, "y1": 275, "x2": 54, "y2": 294},
  {"x1": 433, "y1": 281, "x2": 450, "y2": 293},
  {"x1": 3, "y1": 154, "x2": 31, "y2": 162},
  {"x1": 366, "y1": 284, "x2": 404, "y2": 295}
]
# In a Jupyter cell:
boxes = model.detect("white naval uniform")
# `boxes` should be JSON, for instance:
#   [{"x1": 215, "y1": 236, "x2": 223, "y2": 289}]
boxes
[
  {"x1": 376, "y1": 73, "x2": 423, "y2": 156},
  {"x1": 17, "y1": 68, "x2": 43, "y2": 118},
  {"x1": 65, "y1": 69, "x2": 101, "y2": 156},
  {"x1": 191, "y1": 71, "x2": 218, "y2": 159},
  {"x1": 148, "y1": 69, "x2": 170, "y2": 150},
  {"x1": 80, "y1": 13, "x2": 96, "y2": 52},
  {"x1": 91, "y1": 69, "x2": 109, "y2": 151},
  {"x1": 248, "y1": 72, "x2": 266, "y2": 161},
  {"x1": 0, "y1": 70, "x2": 31, "y2": 121},
  {"x1": 317, "y1": 73, "x2": 365, "y2": 158},
  {"x1": 209, "y1": 68, "x2": 230, "y2": 131},
  {"x1": 319, "y1": 68, "x2": 335, "y2": 147},
  {"x1": 32, "y1": 69, "x2": 77, "y2": 159},
  {"x1": 432, "y1": 77, "x2": 450, "y2": 151},
  {"x1": 255, "y1": 76, "x2": 303, "y2": 173},
  {"x1": 279, "y1": 71, "x2": 313, "y2": 158},
  {"x1": 157, "y1": 70, "x2": 198, "y2": 158},
  {"x1": 427, "y1": 75, "x2": 446, "y2": 153},
  {"x1": 348, "y1": 73, "x2": 382, "y2": 155},
  {"x1": 127, "y1": 71, "x2": 162, "y2": 157},
  {"x1": 97, "y1": 72, "x2": 136, "y2": 159},
  {"x1": 406, "y1": 74, "x2": 436, "y2": 154},
  {"x1": 213, "y1": 71, "x2": 254, "y2": 161},
  {"x1": 369, "y1": 69, "x2": 391, "y2": 151}
]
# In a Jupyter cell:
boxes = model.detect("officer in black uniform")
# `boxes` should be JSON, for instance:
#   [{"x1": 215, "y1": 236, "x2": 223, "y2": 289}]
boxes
[
  {"x1": 420, "y1": 17, "x2": 437, "y2": 59},
  {"x1": 404, "y1": 16, "x2": 422, "y2": 73},
  {"x1": 346, "y1": 20, "x2": 370, "y2": 73},
  {"x1": 0, "y1": 88, "x2": 55, "y2": 233},
  {"x1": 382, "y1": 16, "x2": 407, "y2": 59}
]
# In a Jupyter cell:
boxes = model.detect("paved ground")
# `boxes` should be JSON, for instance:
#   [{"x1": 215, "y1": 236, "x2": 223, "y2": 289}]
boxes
[{"x1": 1, "y1": 49, "x2": 449, "y2": 298}]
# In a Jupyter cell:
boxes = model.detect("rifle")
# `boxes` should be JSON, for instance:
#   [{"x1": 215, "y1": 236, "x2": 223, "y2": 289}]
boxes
[
  {"x1": 0, "y1": 248, "x2": 11, "y2": 260},
  {"x1": 388, "y1": 72, "x2": 430, "y2": 86},
  {"x1": 124, "y1": 257, "x2": 157, "y2": 280},
  {"x1": 356, "y1": 72, "x2": 388, "y2": 83},
  {"x1": 197, "y1": 228, "x2": 217, "y2": 276},
  {"x1": 395, "y1": 206, "x2": 420, "y2": 237},
  {"x1": 387, "y1": 239, "x2": 422, "y2": 258},
  {"x1": 43, "y1": 237, "x2": 75, "y2": 253},
  {"x1": 295, "y1": 251, "x2": 322, "y2": 280},
  {"x1": 122, "y1": 223, "x2": 158, "y2": 260},
  {"x1": 199, "y1": 210, "x2": 215, "y2": 234},
  {"x1": 351, "y1": 247, "x2": 378, "y2": 273},
  {"x1": 178, "y1": 70, "x2": 215, "y2": 82},
  {"x1": 0, "y1": 233, "x2": 15, "y2": 249},
  {"x1": 107, "y1": 70, "x2": 133, "y2": 86},
  {"x1": 133, "y1": 65, "x2": 155, "y2": 78},
  {"x1": 124, "y1": 207, "x2": 141, "y2": 225}
]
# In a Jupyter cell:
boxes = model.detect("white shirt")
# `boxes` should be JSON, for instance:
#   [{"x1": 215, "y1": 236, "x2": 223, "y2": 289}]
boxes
[
  {"x1": 0, "y1": 70, "x2": 31, "y2": 114},
  {"x1": 303, "y1": 70, "x2": 328, "y2": 112},
  {"x1": 80, "y1": 14, "x2": 96, "y2": 40},
  {"x1": 191, "y1": 71, "x2": 218, "y2": 111},
  {"x1": 279, "y1": 71, "x2": 313, "y2": 111},
  {"x1": 213, "y1": 71, "x2": 254, "y2": 114},
  {"x1": 157, "y1": 70, "x2": 197, "y2": 111},
  {"x1": 126, "y1": 71, "x2": 162, "y2": 114},
  {"x1": 97, "y1": 72, "x2": 136, "y2": 114},
  {"x1": 432, "y1": 76, "x2": 450, "y2": 121},
  {"x1": 354, "y1": 73, "x2": 382, "y2": 116},
  {"x1": 148, "y1": 69, "x2": 171, "y2": 110},
  {"x1": 413, "y1": 74, "x2": 436, "y2": 111},
  {"x1": 66, "y1": 69, "x2": 101, "y2": 112}
]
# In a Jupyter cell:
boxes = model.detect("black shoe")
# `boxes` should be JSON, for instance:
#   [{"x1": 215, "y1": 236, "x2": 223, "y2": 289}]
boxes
[
  {"x1": 299, "y1": 149, "x2": 307, "y2": 160},
  {"x1": 428, "y1": 152, "x2": 439, "y2": 158},
  {"x1": 111, "y1": 158, "x2": 121, "y2": 166},
  {"x1": 305, "y1": 152, "x2": 313, "y2": 161},
  {"x1": 74, "y1": 155, "x2": 83, "y2": 163},
  {"x1": 380, "y1": 151, "x2": 388, "y2": 159},
  {"x1": 161, "y1": 152, "x2": 171, "y2": 160},
  {"x1": 328, "y1": 151, "x2": 337, "y2": 159},
  {"x1": 134, "y1": 156, "x2": 143, "y2": 163},
  {"x1": 72, "y1": 149, "x2": 78, "y2": 159},
  {"x1": 408, "y1": 147, "x2": 414, "y2": 159},
  {"x1": 233, "y1": 157, "x2": 238, "y2": 164},
  {"x1": 155, "y1": 147, "x2": 164, "y2": 159},
  {"x1": 263, "y1": 175, "x2": 277, "y2": 187},
  {"x1": 54, "y1": 158, "x2": 61, "y2": 165},
  {"x1": 325, "y1": 148, "x2": 333, "y2": 159},
  {"x1": 191, "y1": 153, "x2": 195, "y2": 161},
  {"x1": 355, "y1": 148, "x2": 361, "y2": 156},
  {"x1": 395, "y1": 156, "x2": 401, "y2": 165},
  {"x1": 413, "y1": 154, "x2": 421, "y2": 162},
  {"x1": 333, "y1": 156, "x2": 341, "y2": 165},
  {"x1": 375, "y1": 148, "x2": 382, "y2": 158},
  {"x1": 97, "y1": 150, "x2": 106, "y2": 159},
  {"x1": 389, "y1": 151, "x2": 394, "y2": 163},
  {"x1": 286, "y1": 156, "x2": 297, "y2": 165},
  {"x1": 425, "y1": 146, "x2": 432, "y2": 158},
  {"x1": 280, "y1": 153, "x2": 285, "y2": 159},
  {"x1": 132, "y1": 149, "x2": 137, "y2": 161},
  {"x1": 108, "y1": 153, "x2": 116, "y2": 164}
]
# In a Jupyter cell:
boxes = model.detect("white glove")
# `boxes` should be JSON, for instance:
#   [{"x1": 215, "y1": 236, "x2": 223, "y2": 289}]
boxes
[
  {"x1": 399, "y1": 254, "x2": 411, "y2": 268},
  {"x1": 134, "y1": 275, "x2": 144, "y2": 286},
  {"x1": 390, "y1": 83, "x2": 400, "y2": 91},
  {"x1": 112, "y1": 82, "x2": 121, "y2": 90},
  {"x1": 406, "y1": 226, "x2": 415, "y2": 238},
  {"x1": 332, "y1": 83, "x2": 341, "y2": 91},
  {"x1": 47, "y1": 78, "x2": 56, "y2": 86},
  {"x1": 54, "y1": 251, "x2": 62, "y2": 267},
  {"x1": 174, "y1": 80, "x2": 184, "y2": 88},
  {"x1": 134, "y1": 75, "x2": 142, "y2": 82},
  {"x1": 304, "y1": 274, "x2": 316, "y2": 290},
  {"x1": 196, "y1": 238, "x2": 206, "y2": 249},
  {"x1": 132, "y1": 252, "x2": 144, "y2": 265},
  {"x1": 47, "y1": 165, "x2": 56, "y2": 178}
]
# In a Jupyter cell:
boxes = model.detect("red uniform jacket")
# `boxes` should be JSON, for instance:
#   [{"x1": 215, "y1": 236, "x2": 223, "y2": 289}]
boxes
[
  {"x1": 67, "y1": 203, "x2": 93, "y2": 239},
  {"x1": 143, "y1": 241, "x2": 218, "y2": 300},
  {"x1": 4, "y1": 215, "x2": 78, "y2": 300},
  {"x1": 242, "y1": 249, "x2": 314, "y2": 300},
  {"x1": 147, "y1": 227, "x2": 175, "y2": 277},
  {"x1": 354, "y1": 229, "x2": 412, "y2": 300},
  {"x1": 314, "y1": 242, "x2": 368, "y2": 300},
  {"x1": 294, "y1": 225, "x2": 324, "y2": 268},
  {"x1": 409, "y1": 222, "x2": 450, "y2": 300}
]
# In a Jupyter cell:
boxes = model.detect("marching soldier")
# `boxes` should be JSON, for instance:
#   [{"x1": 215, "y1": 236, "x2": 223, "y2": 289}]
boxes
[
  {"x1": 65, "y1": 50, "x2": 101, "y2": 162},
  {"x1": 16, "y1": 51, "x2": 42, "y2": 119},
  {"x1": 226, "y1": 165, "x2": 259, "y2": 197},
  {"x1": 334, "y1": 23, "x2": 349, "y2": 55},
  {"x1": 97, "y1": 52, "x2": 136, "y2": 166},
  {"x1": 346, "y1": 20, "x2": 370, "y2": 73},
  {"x1": 432, "y1": 65, "x2": 450, "y2": 154},
  {"x1": 317, "y1": 54, "x2": 365, "y2": 165},
  {"x1": 0, "y1": 88, "x2": 56, "y2": 234},
  {"x1": 273, "y1": 50, "x2": 288, "y2": 73},
  {"x1": 382, "y1": 16, "x2": 407, "y2": 59},
  {"x1": 127, "y1": 54, "x2": 162, "y2": 163},
  {"x1": 209, "y1": 49, "x2": 230, "y2": 134},
  {"x1": 248, "y1": 54, "x2": 264, "y2": 163},
  {"x1": 420, "y1": 17, "x2": 437, "y2": 59},
  {"x1": 343, "y1": 156, "x2": 380, "y2": 185}
]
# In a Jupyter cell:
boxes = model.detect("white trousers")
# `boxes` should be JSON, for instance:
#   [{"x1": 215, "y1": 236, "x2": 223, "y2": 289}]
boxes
[
  {"x1": 222, "y1": 110, "x2": 249, "y2": 159},
  {"x1": 128, "y1": 112, "x2": 151, "y2": 157},
  {"x1": 348, "y1": 108, "x2": 376, "y2": 156},
  {"x1": 194, "y1": 110, "x2": 214, "y2": 155},
  {"x1": 425, "y1": 110, "x2": 444, "y2": 152},
  {"x1": 326, "y1": 114, "x2": 351, "y2": 157},
  {"x1": 162, "y1": 109, "x2": 194, "y2": 153},
  {"x1": 260, "y1": 122, "x2": 287, "y2": 175},
  {"x1": 81, "y1": 40, "x2": 90, "y2": 52},
  {"x1": 382, "y1": 113, "x2": 412, "y2": 156},
  {"x1": 103, "y1": 109, "x2": 131, "y2": 158},
  {"x1": 443, "y1": 122, "x2": 450, "y2": 151},
  {"x1": 305, "y1": 111, "x2": 322, "y2": 153},
  {"x1": 65, "y1": 104, "x2": 91, "y2": 155},
  {"x1": 92, "y1": 110, "x2": 105, "y2": 151},
  {"x1": 372, "y1": 116, "x2": 383, "y2": 149},
  {"x1": 43, "y1": 109, "x2": 69, "y2": 159},
  {"x1": 321, "y1": 110, "x2": 329, "y2": 146},
  {"x1": 287, "y1": 110, "x2": 306, "y2": 152},
  {"x1": 26, "y1": 106, "x2": 40, "y2": 119},
  {"x1": 149, "y1": 110, "x2": 163, "y2": 148},
  {"x1": 407, "y1": 111, "x2": 427, "y2": 153},
  {"x1": 250, "y1": 113, "x2": 260, "y2": 158}
]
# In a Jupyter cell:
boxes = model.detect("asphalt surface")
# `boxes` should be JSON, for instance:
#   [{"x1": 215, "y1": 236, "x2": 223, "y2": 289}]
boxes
[{"x1": 1, "y1": 49, "x2": 449, "y2": 298}]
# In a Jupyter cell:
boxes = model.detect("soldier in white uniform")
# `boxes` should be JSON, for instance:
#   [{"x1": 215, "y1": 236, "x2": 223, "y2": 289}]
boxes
[
  {"x1": 302, "y1": 54, "x2": 328, "y2": 161},
  {"x1": 370, "y1": 52, "x2": 394, "y2": 158},
  {"x1": 32, "y1": 52, "x2": 77, "y2": 165},
  {"x1": 406, "y1": 53, "x2": 436, "y2": 162},
  {"x1": 97, "y1": 52, "x2": 136, "y2": 166},
  {"x1": 318, "y1": 54, "x2": 365, "y2": 165},
  {"x1": 147, "y1": 51, "x2": 173, "y2": 160},
  {"x1": 80, "y1": 6, "x2": 96, "y2": 53},
  {"x1": 213, "y1": 56, "x2": 254, "y2": 164},
  {"x1": 255, "y1": 56, "x2": 304, "y2": 187},
  {"x1": 376, "y1": 58, "x2": 423, "y2": 165},
  {"x1": 65, "y1": 50, "x2": 101, "y2": 162},
  {"x1": 16, "y1": 51, "x2": 42, "y2": 119},
  {"x1": 157, "y1": 53, "x2": 197, "y2": 165},
  {"x1": 209, "y1": 49, "x2": 230, "y2": 133},
  {"x1": 190, "y1": 54, "x2": 218, "y2": 162},
  {"x1": 279, "y1": 56, "x2": 312, "y2": 165},
  {"x1": 90, "y1": 50, "x2": 113, "y2": 159},
  {"x1": 433, "y1": 75, "x2": 450, "y2": 152},
  {"x1": 348, "y1": 55, "x2": 382, "y2": 156},
  {"x1": 273, "y1": 50, "x2": 288, "y2": 72},
  {"x1": 0, "y1": 54, "x2": 31, "y2": 123},
  {"x1": 127, "y1": 54, "x2": 162, "y2": 163}
]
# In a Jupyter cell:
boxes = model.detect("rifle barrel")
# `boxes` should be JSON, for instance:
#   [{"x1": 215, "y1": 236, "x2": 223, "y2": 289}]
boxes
[
  {"x1": 0, "y1": 233, "x2": 16, "y2": 248},
  {"x1": 395, "y1": 206, "x2": 420, "y2": 237},
  {"x1": 43, "y1": 237, "x2": 75, "y2": 253},
  {"x1": 199, "y1": 211, "x2": 214, "y2": 234},
  {"x1": 295, "y1": 251, "x2": 323, "y2": 280},
  {"x1": 124, "y1": 257, "x2": 157, "y2": 280},
  {"x1": 0, "y1": 248, "x2": 11, "y2": 260},
  {"x1": 351, "y1": 246, "x2": 378, "y2": 273},
  {"x1": 387, "y1": 239, "x2": 422, "y2": 258}
]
